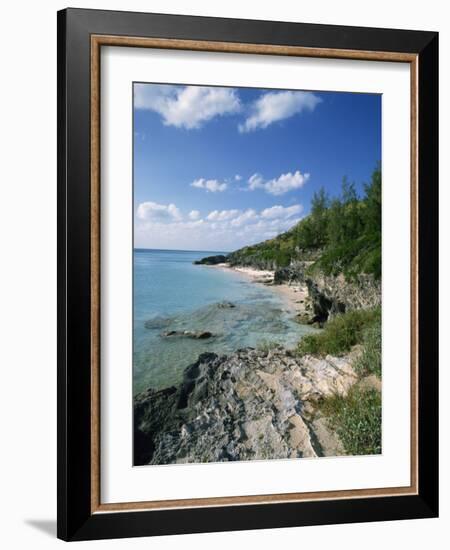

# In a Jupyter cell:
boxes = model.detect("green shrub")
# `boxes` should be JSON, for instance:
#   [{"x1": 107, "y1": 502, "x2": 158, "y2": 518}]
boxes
[
  {"x1": 321, "y1": 386, "x2": 382, "y2": 455},
  {"x1": 315, "y1": 233, "x2": 382, "y2": 280},
  {"x1": 297, "y1": 308, "x2": 380, "y2": 357},
  {"x1": 354, "y1": 322, "x2": 382, "y2": 377}
]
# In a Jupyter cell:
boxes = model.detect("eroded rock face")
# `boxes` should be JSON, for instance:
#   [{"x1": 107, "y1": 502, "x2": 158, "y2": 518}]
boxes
[
  {"x1": 308, "y1": 272, "x2": 381, "y2": 315},
  {"x1": 274, "y1": 261, "x2": 381, "y2": 323},
  {"x1": 134, "y1": 347, "x2": 359, "y2": 465}
]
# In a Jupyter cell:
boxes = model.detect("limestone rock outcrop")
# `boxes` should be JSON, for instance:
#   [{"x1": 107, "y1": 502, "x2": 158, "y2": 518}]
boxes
[{"x1": 134, "y1": 347, "x2": 359, "y2": 465}]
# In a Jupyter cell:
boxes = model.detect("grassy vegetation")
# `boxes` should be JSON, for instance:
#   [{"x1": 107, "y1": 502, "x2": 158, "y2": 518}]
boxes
[
  {"x1": 228, "y1": 166, "x2": 382, "y2": 279},
  {"x1": 320, "y1": 386, "x2": 382, "y2": 455},
  {"x1": 354, "y1": 321, "x2": 382, "y2": 377},
  {"x1": 297, "y1": 307, "x2": 382, "y2": 456},
  {"x1": 313, "y1": 233, "x2": 381, "y2": 280},
  {"x1": 297, "y1": 307, "x2": 381, "y2": 357}
]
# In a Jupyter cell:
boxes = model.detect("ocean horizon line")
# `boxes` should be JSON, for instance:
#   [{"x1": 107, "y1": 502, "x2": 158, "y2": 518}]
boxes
[{"x1": 134, "y1": 247, "x2": 231, "y2": 254}]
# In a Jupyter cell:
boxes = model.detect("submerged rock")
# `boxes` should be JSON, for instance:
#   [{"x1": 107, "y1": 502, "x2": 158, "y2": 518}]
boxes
[
  {"x1": 217, "y1": 301, "x2": 236, "y2": 309},
  {"x1": 134, "y1": 347, "x2": 359, "y2": 465},
  {"x1": 161, "y1": 330, "x2": 214, "y2": 340},
  {"x1": 144, "y1": 317, "x2": 172, "y2": 330}
]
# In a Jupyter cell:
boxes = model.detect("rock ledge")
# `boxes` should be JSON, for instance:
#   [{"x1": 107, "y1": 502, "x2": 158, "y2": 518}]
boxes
[{"x1": 134, "y1": 347, "x2": 359, "y2": 465}]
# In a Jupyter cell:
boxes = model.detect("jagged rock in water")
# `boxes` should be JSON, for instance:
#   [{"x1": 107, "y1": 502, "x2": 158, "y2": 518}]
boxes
[{"x1": 134, "y1": 347, "x2": 359, "y2": 465}]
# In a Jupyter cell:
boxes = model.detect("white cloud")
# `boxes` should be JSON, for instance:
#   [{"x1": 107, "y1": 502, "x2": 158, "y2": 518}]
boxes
[
  {"x1": 247, "y1": 170, "x2": 309, "y2": 196},
  {"x1": 136, "y1": 201, "x2": 182, "y2": 222},
  {"x1": 207, "y1": 209, "x2": 240, "y2": 221},
  {"x1": 248, "y1": 173, "x2": 264, "y2": 191},
  {"x1": 191, "y1": 178, "x2": 228, "y2": 193},
  {"x1": 135, "y1": 202, "x2": 304, "y2": 251},
  {"x1": 234, "y1": 174, "x2": 242, "y2": 181},
  {"x1": 230, "y1": 209, "x2": 258, "y2": 227},
  {"x1": 239, "y1": 90, "x2": 321, "y2": 133},
  {"x1": 260, "y1": 204, "x2": 303, "y2": 219},
  {"x1": 188, "y1": 210, "x2": 201, "y2": 220},
  {"x1": 134, "y1": 84, "x2": 241, "y2": 129}
]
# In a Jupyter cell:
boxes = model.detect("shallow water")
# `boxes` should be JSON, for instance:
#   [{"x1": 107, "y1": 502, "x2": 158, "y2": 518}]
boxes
[{"x1": 133, "y1": 249, "x2": 317, "y2": 393}]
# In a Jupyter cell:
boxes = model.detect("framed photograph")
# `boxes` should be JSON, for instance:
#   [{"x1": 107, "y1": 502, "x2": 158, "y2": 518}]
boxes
[{"x1": 57, "y1": 8, "x2": 438, "y2": 541}]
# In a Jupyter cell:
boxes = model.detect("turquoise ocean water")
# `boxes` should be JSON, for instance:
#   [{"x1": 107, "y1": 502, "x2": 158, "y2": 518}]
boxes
[{"x1": 133, "y1": 249, "x2": 316, "y2": 393}]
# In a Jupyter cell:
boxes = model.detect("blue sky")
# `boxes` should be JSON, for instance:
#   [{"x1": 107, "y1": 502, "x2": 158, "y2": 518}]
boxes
[{"x1": 134, "y1": 83, "x2": 381, "y2": 252}]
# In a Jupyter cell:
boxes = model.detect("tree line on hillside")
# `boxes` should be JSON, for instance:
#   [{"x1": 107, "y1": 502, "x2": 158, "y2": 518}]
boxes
[{"x1": 228, "y1": 165, "x2": 381, "y2": 279}]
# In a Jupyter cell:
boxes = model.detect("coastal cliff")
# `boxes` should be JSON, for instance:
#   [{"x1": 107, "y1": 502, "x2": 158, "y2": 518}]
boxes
[
  {"x1": 216, "y1": 168, "x2": 382, "y2": 322},
  {"x1": 272, "y1": 261, "x2": 381, "y2": 324}
]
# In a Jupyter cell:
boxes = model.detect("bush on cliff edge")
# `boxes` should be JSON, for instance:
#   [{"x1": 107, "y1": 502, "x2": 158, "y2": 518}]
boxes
[{"x1": 297, "y1": 307, "x2": 381, "y2": 357}]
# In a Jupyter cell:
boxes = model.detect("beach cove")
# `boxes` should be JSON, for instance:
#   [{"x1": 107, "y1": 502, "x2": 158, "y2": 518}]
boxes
[{"x1": 133, "y1": 249, "x2": 318, "y2": 394}]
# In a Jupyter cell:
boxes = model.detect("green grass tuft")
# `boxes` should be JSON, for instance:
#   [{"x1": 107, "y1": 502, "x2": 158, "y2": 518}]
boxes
[
  {"x1": 297, "y1": 307, "x2": 380, "y2": 357},
  {"x1": 302, "y1": 307, "x2": 382, "y2": 456},
  {"x1": 354, "y1": 322, "x2": 382, "y2": 377},
  {"x1": 321, "y1": 386, "x2": 382, "y2": 455}
]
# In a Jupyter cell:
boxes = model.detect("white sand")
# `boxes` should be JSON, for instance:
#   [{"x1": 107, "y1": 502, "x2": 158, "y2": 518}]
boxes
[{"x1": 229, "y1": 266, "x2": 275, "y2": 280}]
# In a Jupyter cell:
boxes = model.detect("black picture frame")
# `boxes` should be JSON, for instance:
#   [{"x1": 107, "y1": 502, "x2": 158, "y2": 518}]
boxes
[{"x1": 57, "y1": 7, "x2": 438, "y2": 541}]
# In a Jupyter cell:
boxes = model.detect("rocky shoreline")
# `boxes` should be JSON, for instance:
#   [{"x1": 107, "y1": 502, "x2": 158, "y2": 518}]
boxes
[
  {"x1": 134, "y1": 345, "x2": 366, "y2": 465},
  {"x1": 134, "y1": 259, "x2": 382, "y2": 465},
  {"x1": 200, "y1": 259, "x2": 381, "y2": 327}
]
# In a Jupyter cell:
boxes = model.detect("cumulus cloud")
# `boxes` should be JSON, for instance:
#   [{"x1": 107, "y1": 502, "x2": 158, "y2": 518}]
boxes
[
  {"x1": 207, "y1": 209, "x2": 240, "y2": 221},
  {"x1": 230, "y1": 209, "x2": 258, "y2": 227},
  {"x1": 134, "y1": 84, "x2": 241, "y2": 129},
  {"x1": 239, "y1": 90, "x2": 321, "y2": 133},
  {"x1": 136, "y1": 201, "x2": 182, "y2": 222},
  {"x1": 247, "y1": 170, "x2": 309, "y2": 196},
  {"x1": 191, "y1": 178, "x2": 228, "y2": 193},
  {"x1": 188, "y1": 210, "x2": 201, "y2": 220},
  {"x1": 234, "y1": 174, "x2": 242, "y2": 181},
  {"x1": 248, "y1": 173, "x2": 264, "y2": 191},
  {"x1": 260, "y1": 204, "x2": 302, "y2": 219},
  {"x1": 135, "y1": 202, "x2": 303, "y2": 251}
]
